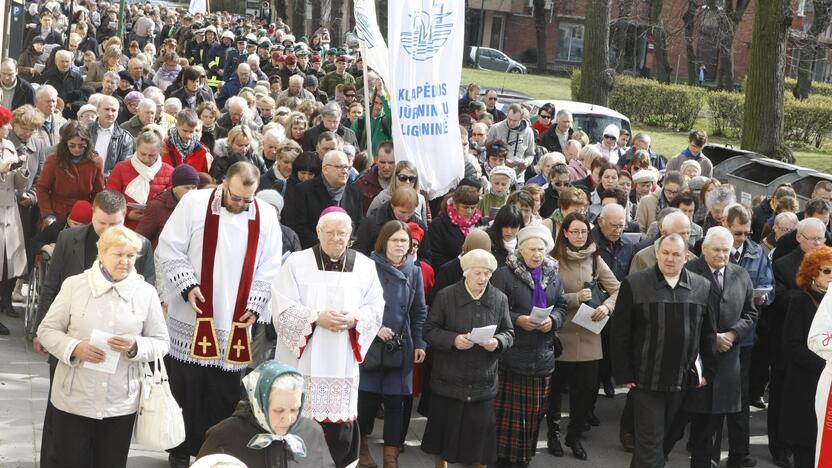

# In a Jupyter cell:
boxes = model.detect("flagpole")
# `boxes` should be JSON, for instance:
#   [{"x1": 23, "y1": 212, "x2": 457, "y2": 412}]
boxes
[{"x1": 361, "y1": 54, "x2": 373, "y2": 156}]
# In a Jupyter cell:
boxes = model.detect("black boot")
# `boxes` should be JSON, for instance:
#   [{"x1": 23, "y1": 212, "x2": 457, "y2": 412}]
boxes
[
  {"x1": 547, "y1": 421, "x2": 564, "y2": 457},
  {"x1": 168, "y1": 454, "x2": 190, "y2": 468},
  {"x1": 565, "y1": 438, "x2": 588, "y2": 460},
  {"x1": 1, "y1": 280, "x2": 18, "y2": 318}
]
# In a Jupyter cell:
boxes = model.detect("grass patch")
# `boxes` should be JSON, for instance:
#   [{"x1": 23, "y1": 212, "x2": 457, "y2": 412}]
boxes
[{"x1": 461, "y1": 68, "x2": 572, "y2": 100}]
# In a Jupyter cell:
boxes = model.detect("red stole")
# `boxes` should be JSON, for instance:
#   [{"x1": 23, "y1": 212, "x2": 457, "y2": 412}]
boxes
[
  {"x1": 190, "y1": 188, "x2": 260, "y2": 365},
  {"x1": 819, "y1": 333, "x2": 832, "y2": 466}
]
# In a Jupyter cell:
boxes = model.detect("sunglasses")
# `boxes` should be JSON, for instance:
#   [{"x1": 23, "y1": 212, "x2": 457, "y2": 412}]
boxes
[
  {"x1": 345, "y1": 93, "x2": 356, "y2": 98},
  {"x1": 538, "y1": 114, "x2": 552, "y2": 120},
  {"x1": 603, "y1": 135, "x2": 617, "y2": 140},
  {"x1": 552, "y1": 182, "x2": 569, "y2": 187},
  {"x1": 397, "y1": 174, "x2": 417, "y2": 183}
]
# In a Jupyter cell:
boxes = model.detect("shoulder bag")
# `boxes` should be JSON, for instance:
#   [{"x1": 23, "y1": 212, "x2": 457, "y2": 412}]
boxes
[{"x1": 136, "y1": 341, "x2": 186, "y2": 450}]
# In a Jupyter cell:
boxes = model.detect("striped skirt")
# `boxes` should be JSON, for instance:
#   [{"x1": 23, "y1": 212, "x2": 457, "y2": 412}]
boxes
[{"x1": 494, "y1": 368, "x2": 551, "y2": 464}]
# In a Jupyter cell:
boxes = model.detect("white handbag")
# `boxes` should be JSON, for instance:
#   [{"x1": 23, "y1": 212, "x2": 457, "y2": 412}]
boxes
[{"x1": 135, "y1": 341, "x2": 186, "y2": 450}]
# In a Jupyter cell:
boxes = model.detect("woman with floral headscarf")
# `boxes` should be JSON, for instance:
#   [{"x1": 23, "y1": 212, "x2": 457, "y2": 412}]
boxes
[{"x1": 197, "y1": 361, "x2": 335, "y2": 467}]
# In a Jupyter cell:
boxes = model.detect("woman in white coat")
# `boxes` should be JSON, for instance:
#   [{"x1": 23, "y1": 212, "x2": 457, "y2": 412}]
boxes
[
  {"x1": 0, "y1": 105, "x2": 29, "y2": 332},
  {"x1": 37, "y1": 225, "x2": 170, "y2": 468}
]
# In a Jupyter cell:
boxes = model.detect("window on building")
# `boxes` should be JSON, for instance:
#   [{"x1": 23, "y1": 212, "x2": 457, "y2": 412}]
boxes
[{"x1": 557, "y1": 23, "x2": 584, "y2": 62}]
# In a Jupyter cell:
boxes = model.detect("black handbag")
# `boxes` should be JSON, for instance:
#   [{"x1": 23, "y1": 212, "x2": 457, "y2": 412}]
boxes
[
  {"x1": 362, "y1": 315, "x2": 408, "y2": 372},
  {"x1": 583, "y1": 256, "x2": 609, "y2": 309}
]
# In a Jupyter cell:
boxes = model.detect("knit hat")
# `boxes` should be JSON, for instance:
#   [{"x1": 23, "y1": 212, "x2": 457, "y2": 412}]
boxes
[
  {"x1": 680, "y1": 159, "x2": 701, "y2": 175},
  {"x1": 303, "y1": 75, "x2": 318, "y2": 88},
  {"x1": 31, "y1": 36, "x2": 45, "y2": 45},
  {"x1": 257, "y1": 189, "x2": 284, "y2": 216},
  {"x1": 489, "y1": 165, "x2": 516, "y2": 182},
  {"x1": 461, "y1": 249, "x2": 498, "y2": 272},
  {"x1": 632, "y1": 169, "x2": 657, "y2": 184},
  {"x1": 0, "y1": 106, "x2": 12, "y2": 126},
  {"x1": 516, "y1": 225, "x2": 554, "y2": 252},
  {"x1": 602, "y1": 124, "x2": 620, "y2": 140},
  {"x1": 171, "y1": 164, "x2": 200, "y2": 187},
  {"x1": 68, "y1": 200, "x2": 93, "y2": 224},
  {"x1": 336, "y1": 55, "x2": 346, "y2": 63},
  {"x1": 407, "y1": 222, "x2": 425, "y2": 242},
  {"x1": 124, "y1": 91, "x2": 144, "y2": 105},
  {"x1": 77, "y1": 104, "x2": 97, "y2": 120},
  {"x1": 311, "y1": 54, "x2": 322, "y2": 63},
  {"x1": 462, "y1": 229, "x2": 492, "y2": 254},
  {"x1": 687, "y1": 175, "x2": 710, "y2": 192},
  {"x1": 319, "y1": 206, "x2": 352, "y2": 228},
  {"x1": 285, "y1": 54, "x2": 297, "y2": 65}
]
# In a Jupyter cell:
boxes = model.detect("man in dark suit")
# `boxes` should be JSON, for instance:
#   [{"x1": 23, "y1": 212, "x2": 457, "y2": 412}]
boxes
[
  {"x1": 301, "y1": 102, "x2": 358, "y2": 151},
  {"x1": 767, "y1": 217, "x2": 827, "y2": 467},
  {"x1": 683, "y1": 227, "x2": 757, "y2": 468},
  {"x1": 283, "y1": 150, "x2": 362, "y2": 249},
  {"x1": 33, "y1": 190, "x2": 155, "y2": 468},
  {"x1": 0, "y1": 59, "x2": 35, "y2": 109},
  {"x1": 772, "y1": 198, "x2": 832, "y2": 261}
]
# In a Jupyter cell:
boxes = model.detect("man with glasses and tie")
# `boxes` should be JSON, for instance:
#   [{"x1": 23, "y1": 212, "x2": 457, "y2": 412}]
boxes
[
  {"x1": 719, "y1": 203, "x2": 773, "y2": 468},
  {"x1": 157, "y1": 161, "x2": 283, "y2": 468}
]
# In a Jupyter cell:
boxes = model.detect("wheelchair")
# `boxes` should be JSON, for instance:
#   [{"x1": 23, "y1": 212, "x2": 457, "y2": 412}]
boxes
[{"x1": 24, "y1": 251, "x2": 49, "y2": 341}]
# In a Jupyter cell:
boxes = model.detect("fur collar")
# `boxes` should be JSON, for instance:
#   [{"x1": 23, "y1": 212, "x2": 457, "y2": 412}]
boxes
[{"x1": 505, "y1": 252, "x2": 559, "y2": 290}]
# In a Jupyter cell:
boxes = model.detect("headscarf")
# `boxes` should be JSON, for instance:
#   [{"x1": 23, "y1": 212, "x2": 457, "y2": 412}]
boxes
[{"x1": 242, "y1": 361, "x2": 307, "y2": 457}]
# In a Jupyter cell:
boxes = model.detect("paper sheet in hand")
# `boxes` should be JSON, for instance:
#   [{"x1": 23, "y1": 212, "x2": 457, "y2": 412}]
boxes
[
  {"x1": 469, "y1": 325, "x2": 497, "y2": 344},
  {"x1": 530, "y1": 306, "x2": 553, "y2": 322},
  {"x1": 571, "y1": 303, "x2": 609, "y2": 334},
  {"x1": 83, "y1": 329, "x2": 120, "y2": 374},
  {"x1": 753, "y1": 286, "x2": 773, "y2": 298}
]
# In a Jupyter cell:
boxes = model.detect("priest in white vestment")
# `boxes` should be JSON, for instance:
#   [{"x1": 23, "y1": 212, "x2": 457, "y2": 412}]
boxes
[
  {"x1": 272, "y1": 205, "x2": 384, "y2": 468},
  {"x1": 157, "y1": 161, "x2": 283, "y2": 467}
]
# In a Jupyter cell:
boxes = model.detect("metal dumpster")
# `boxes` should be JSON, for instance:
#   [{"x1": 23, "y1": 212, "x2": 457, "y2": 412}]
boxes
[
  {"x1": 790, "y1": 173, "x2": 832, "y2": 206},
  {"x1": 716, "y1": 157, "x2": 807, "y2": 207},
  {"x1": 703, "y1": 144, "x2": 766, "y2": 168}
]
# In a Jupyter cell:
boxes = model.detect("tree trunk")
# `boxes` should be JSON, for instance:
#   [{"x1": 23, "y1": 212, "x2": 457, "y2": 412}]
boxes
[
  {"x1": 275, "y1": 0, "x2": 288, "y2": 23},
  {"x1": 716, "y1": 0, "x2": 751, "y2": 90},
  {"x1": 614, "y1": 0, "x2": 633, "y2": 72},
  {"x1": 649, "y1": 0, "x2": 672, "y2": 83},
  {"x1": 683, "y1": 0, "x2": 698, "y2": 84},
  {"x1": 794, "y1": 0, "x2": 832, "y2": 98},
  {"x1": 311, "y1": 1, "x2": 322, "y2": 32},
  {"x1": 533, "y1": 0, "x2": 548, "y2": 73},
  {"x1": 291, "y1": 0, "x2": 305, "y2": 35},
  {"x1": 741, "y1": 0, "x2": 793, "y2": 162},
  {"x1": 579, "y1": 0, "x2": 614, "y2": 106}
]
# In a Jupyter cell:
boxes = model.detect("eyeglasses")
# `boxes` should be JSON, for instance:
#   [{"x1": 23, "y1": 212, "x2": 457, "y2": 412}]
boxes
[
  {"x1": 397, "y1": 174, "x2": 417, "y2": 183},
  {"x1": 731, "y1": 230, "x2": 752, "y2": 237},
  {"x1": 603, "y1": 135, "x2": 617, "y2": 140},
  {"x1": 486, "y1": 97, "x2": 497, "y2": 101},
  {"x1": 321, "y1": 229, "x2": 349, "y2": 239},
  {"x1": 226, "y1": 187, "x2": 254, "y2": 204},
  {"x1": 801, "y1": 233, "x2": 826, "y2": 243},
  {"x1": 567, "y1": 229, "x2": 589, "y2": 236},
  {"x1": 538, "y1": 114, "x2": 552, "y2": 120},
  {"x1": 822, "y1": 268, "x2": 832, "y2": 275},
  {"x1": 325, "y1": 164, "x2": 351, "y2": 172},
  {"x1": 664, "y1": 188, "x2": 680, "y2": 196},
  {"x1": 607, "y1": 223, "x2": 626, "y2": 230}
]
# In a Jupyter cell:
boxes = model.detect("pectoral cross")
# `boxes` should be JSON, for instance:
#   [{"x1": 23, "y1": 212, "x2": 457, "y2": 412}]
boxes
[
  {"x1": 198, "y1": 337, "x2": 212, "y2": 354},
  {"x1": 232, "y1": 339, "x2": 245, "y2": 358}
]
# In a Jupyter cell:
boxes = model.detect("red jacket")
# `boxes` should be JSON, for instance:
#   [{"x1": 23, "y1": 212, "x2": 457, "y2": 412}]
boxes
[
  {"x1": 161, "y1": 138, "x2": 212, "y2": 174},
  {"x1": 531, "y1": 119, "x2": 550, "y2": 141},
  {"x1": 106, "y1": 160, "x2": 174, "y2": 230},
  {"x1": 355, "y1": 166, "x2": 385, "y2": 215},
  {"x1": 135, "y1": 188, "x2": 178, "y2": 248},
  {"x1": 36, "y1": 153, "x2": 105, "y2": 222}
]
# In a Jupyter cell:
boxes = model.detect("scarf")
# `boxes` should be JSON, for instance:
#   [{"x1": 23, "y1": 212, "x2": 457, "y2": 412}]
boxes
[
  {"x1": 242, "y1": 361, "x2": 307, "y2": 458},
  {"x1": 168, "y1": 127, "x2": 197, "y2": 164},
  {"x1": 124, "y1": 155, "x2": 162, "y2": 204},
  {"x1": 447, "y1": 199, "x2": 481, "y2": 236},
  {"x1": 322, "y1": 176, "x2": 346, "y2": 204},
  {"x1": 503, "y1": 238, "x2": 517, "y2": 252},
  {"x1": 681, "y1": 148, "x2": 703, "y2": 161},
  {"x1": 527, "y1": 264, "x2": 547, "y2": 308}
]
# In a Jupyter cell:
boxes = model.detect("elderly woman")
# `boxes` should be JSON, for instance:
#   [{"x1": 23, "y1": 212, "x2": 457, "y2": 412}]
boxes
[
  {"x1": 35, "y1": 121, "x2": 105, "y2": 228},
  {"x1": 0, "y1": 106, "x2": 29, "y2": 326},
  {"x1": 210, "y1": 126, "x2": 267, "y2": 182},
  {"x1": 198, "y1": 361, "x2": 335, "y2": 467},
  {"x1": 105, "y1": 130, "x2": 174, "y2": 230},
  {"x1": 548, "y1": 212, "x2": 620, "y2": 460},
  {"x1": 37, "y1": 225, "x2": 169, "y2": 467},
  {"x1": 782, "y1": 247, "x2": 832, "y2": 468},
  {"x1": 527, "y1": 152, "x2": 565, "y2": 187},
  {"x1": 703, "y1": 185, "x2": 737, "y2": 235},
  {"x1": 422, "y1": 249, "x2": 514, "y2": 467},
  {"x1": 367, "y1": 161, "x2": 431, "y2": 224},
  {"x1": 428, "y1": 185, "x2": 483, "y2": 269},
  {"x1": 85, "y1": 45, "x2": 124, "y2": 90},
  {"x1": 357, "y1": 221, "x2": 427, "y2": 468},
  {"x1": 490, "y1": 225, "x2": 567, "y2": 467}
]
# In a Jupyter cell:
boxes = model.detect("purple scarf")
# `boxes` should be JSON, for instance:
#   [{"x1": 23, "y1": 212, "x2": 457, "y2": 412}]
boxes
[{"x1": 527, "y1": 265, "x2": 547, "y2": 308}]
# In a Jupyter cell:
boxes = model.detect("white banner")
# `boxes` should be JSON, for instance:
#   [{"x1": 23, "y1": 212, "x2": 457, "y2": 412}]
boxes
[
  {"x1": 388, "y1": 0, "x2": 465, "y2": 199},
  {"x1": 189, "y1": 0, "x2": 207, "y2": 15},
  {"x1": 353, "y1": 0, "x2": 390, "y2": 90}
]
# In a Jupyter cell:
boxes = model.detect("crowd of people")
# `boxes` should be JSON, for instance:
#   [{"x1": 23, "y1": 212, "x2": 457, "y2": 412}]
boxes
[{"x1": 3, "y1": 1, "x2": 832, "y2": 468}]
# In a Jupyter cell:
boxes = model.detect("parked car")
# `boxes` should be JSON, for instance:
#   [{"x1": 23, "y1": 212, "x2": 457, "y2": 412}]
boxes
[
  {"x1": 457, "y1": 87, "x2": 533, "y2": 107},
  {"x1": 468, "y1": 47, "x2": 527, "y2": 74},
  {"x1": 523, "y1": 99, "x2": 632, "y2": 144}
]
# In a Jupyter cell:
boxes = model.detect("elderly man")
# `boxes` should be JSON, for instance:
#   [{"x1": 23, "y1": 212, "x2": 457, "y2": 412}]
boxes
[
  {"x1": 100, "y1": 71, "x2": 121, "y2": 98},
  {"x1": 320, "y1": 55, "x2": 355, "y2": 98},
  {"x1": 631, "y1": 211, "x2": 697, "y2": 273},
  {"x1": 355, "y1": 141, "x2": 395, "y2": 214},
  {"x1": 682, "y1": 227, "x2": 757, "y2": 468},
  {"x1": 594, "y1": 203, "x2": 637, "y2": 281},
  {"x1": 273, "y1": 205, "x2": 384, "y2": 468},
  {"x1": 283, "y1": 150, "x2": 363, "y2": 249},
  {"x1": 259, "y1": 127, "x2": 284, "y2": 170},
  {"x1": 120, "y1": 98, "x2": 156, "y2": 138},
  {"x1": 89, "y1": 95, "x2": 133, "y2": 181},
  {"x1": 620, "y1": 132, "x2": 665, "y2": 170},
  {"x1": 540, "y1": 109, "x2": 574, "y2": 154},
  {"x1": 132, "y1": 10, "x2": 155, "y2": 48},
  {"x1": 277, "y1": 74, "x2": 317, "y2": 103},
  {"x1": 486, "y1": 103, "x2": 536, "y2": 183},
  {"x1": 0, "y1": 59, "x2": 35, "y2": 109},
  {"x1": 217, "y1": 96, "x2": 257, "y2": 132},
  {"x1": 772, "y1": 198, "x2": 832, "y2": 261},
  {"x1": 37, "y1": 50, "x2": 83, "y2": 101},
  {"x1": 32, "y1": 85, "x2": 67, "y2": 150},
  {"x1": 157, "y1": 162, "x2": 282, "y2": 468},
  {"x1": 126, "y1": 57, "x2": 152, "y2": 92},
  {"x1": 246, "y1": 55, "x2": 268, "y2": 81},
  {"x1": 611, "y1": 233, "x2": 716, "y2": 468},
  {"x1": 302, "y1": 102, "x2": 358, "y2": 152},
  {"x1": 216, "y1": 63, "x2": 257, "y2": 109}
]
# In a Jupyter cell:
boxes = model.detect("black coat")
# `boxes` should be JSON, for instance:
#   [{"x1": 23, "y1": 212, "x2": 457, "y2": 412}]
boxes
[
  {"x1": 751, "y1": 198, "x2": 774, "y2": 243},
  {"x1": 428, "y1": 257, "x2": 462, "y2": 306},
  {"x1": 427, "y1": 214, "x2": 465, "y2": 269},
  {"x1": 282, "y1": 175, "x2": 363, "y2": 249},
  {"x1": 770, "y1": 249, "x2": 805, "y2": 368},
  {"x1": 490, "y1": 255, "x2": 567, "y2": 376},
  {"x1": 772, "y1": 228, "x2": 832, "y2": 262},
  {"x1": 780, "y1": 289, "x2": 826, "y2": 448},
  {"x1": 168, "y1": 86, "x2": 215, "y2": 110},
  {"x1": 301, "y1": 122, "x2": 358, "y2": 152},
  {"x1": 424, "y1": 281, "x2": 514, "y2": 402},
  {"x1": 8, "y1": 78, "x2": 35, "y2": 109},
  {"x1": 37, "y1": 69, "x2": 84, "y2": 101},
  {"x1": 539, "y1": 185, "x2": 559, "y2": 220},
  {"x1": 683, "y1": 259, "x2": 757, "y2": 414},
  {"x1": 353, "y1": 201, "x2": 430, "y2": 258},
  {"x1": 539, "y1": 126, "x2": 573, "y2": 153}
]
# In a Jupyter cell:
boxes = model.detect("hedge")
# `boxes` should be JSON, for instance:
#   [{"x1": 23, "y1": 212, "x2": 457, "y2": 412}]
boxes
[
  {"x1": 570, "y1": 71, "x2": 702, "y2": 131},
  {"x1": 784, "y1": 78, "x2": 832, "y2": 99}
]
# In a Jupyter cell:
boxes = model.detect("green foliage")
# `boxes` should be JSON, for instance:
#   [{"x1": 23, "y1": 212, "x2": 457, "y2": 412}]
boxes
[
  {"x1": 570, "y1": 69, "x2": 581, "y2": 101},
  {"x1": 707, "y1": 91, "x2": 745, "y2": 138},
  {"x1": 784, "y1": 78, "x2": 832, "y2": 99}
]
